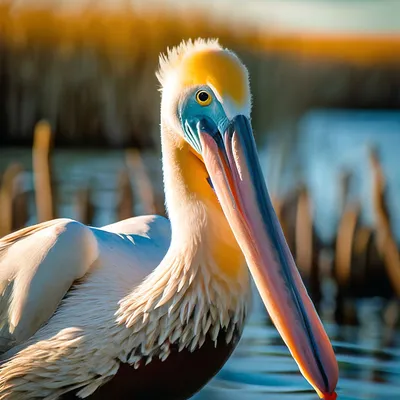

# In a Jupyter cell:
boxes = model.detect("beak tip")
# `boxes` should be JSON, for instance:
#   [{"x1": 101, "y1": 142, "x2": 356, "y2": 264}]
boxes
[{"x1": 321, "y1": 391, "x2": 337, "y2": 400}]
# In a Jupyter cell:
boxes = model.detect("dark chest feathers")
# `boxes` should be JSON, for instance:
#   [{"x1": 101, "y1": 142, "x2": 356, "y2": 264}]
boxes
[{"x1": 61, "y1": 330, "x2": 241, "y2": 400}]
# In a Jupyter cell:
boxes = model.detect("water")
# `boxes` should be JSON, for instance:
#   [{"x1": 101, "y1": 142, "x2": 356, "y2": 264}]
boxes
[
  {"x1": 0, "y1": 148, "x2": 164, "y2": 227},
  {"x1": 1, "y1": 148, "x2": 400, "y2": 399},
  {"x1": 195, "y1": 297, "x2": 400, "y2": 400}
]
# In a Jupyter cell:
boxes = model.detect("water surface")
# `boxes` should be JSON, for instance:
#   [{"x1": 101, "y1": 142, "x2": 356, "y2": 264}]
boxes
[
  {"x1": 1, "y1": 148, "x2": 399, "y2": 399},
  {"x1": 195, "y1": 296, "x2": 400, "y2": 400}
]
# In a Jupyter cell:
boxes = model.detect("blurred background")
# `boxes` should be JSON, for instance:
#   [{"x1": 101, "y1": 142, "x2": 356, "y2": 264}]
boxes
[{"x1": 1, "y1": 0, "x2": 400, "y2": 399}]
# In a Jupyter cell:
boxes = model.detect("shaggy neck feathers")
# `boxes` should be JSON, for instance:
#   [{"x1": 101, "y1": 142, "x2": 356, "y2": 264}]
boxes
[{"x1": 115, "y1": 121, "x2": 251, "y2": 364}]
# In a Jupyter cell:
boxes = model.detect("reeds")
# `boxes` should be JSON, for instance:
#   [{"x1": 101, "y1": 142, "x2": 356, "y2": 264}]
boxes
[
  {"x1": 267, "y1": 153, "x2": 400, "y2": 325},
  {"x1": 1, "y1": 120, "x2": 399, "y2": 328},
  {"x1": 33, "y1": 120, "x2": 54, "y2": 222},
  {"x1": 0, "y1": 163, "x2": 25, "y2": 236},
  {"x1": 369, "y1": 147, "x2": 400, "y2": 297},
  {"x1": 1, "y1": 120, "x2": 165, "y2": 229},
  {"x1": 126, "y1": 149, "x2": 159, "y2": 215}
]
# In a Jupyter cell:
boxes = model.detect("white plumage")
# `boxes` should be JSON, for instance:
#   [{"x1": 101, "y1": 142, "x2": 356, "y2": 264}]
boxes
[
  {"x1": 0, "y1": 213, "x2": 249, "y2": 399},
  {"x1": 0, "y1": 195, "x2": 251, "y2": 399}
]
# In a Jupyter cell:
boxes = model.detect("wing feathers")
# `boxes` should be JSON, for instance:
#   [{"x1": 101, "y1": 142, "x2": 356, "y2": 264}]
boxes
[{"x1": 0, "y1": 219, "x2": 98, "y2": 354}]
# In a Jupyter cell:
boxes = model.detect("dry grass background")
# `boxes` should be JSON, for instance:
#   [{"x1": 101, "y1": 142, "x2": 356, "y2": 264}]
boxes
[
  {"x1": 0, "y1": 3, "x2": 260, "y2": 147},
  {"x1": 1, "y1": 1, "x2": 399, "y2": 148}
]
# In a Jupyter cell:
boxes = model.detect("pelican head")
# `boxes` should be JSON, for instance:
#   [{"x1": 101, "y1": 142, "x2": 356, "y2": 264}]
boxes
[{"x1": 157, "y1": 39, "x2": 338, "y2": 399}]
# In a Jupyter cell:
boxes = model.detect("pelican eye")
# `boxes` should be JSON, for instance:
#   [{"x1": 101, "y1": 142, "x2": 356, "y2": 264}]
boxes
[{"x1": 195, "y1": 90, "x2": 212, "y2": 106}]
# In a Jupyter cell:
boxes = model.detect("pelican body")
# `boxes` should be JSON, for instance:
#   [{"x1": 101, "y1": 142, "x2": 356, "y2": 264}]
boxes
[{"x1": 0, "y1": 39, "x2": 338, "y2": 400}]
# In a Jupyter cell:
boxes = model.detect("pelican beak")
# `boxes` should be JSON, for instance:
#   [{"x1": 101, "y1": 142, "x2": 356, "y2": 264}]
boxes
[{"x1": 196, "y1": 115, "x2": 338, "y2": 400}]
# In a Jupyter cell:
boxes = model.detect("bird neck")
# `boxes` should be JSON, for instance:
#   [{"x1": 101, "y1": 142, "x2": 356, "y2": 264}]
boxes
[
  {"x1": 160, "y1": 123, "x2": 246, "y2": 281},
  {"x1": 114, "y1": 124, "x2": 251, "y2": 363}
]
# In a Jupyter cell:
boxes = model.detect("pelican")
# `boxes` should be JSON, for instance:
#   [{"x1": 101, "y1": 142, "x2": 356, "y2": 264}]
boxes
[{"x1": 0, "y1": 39, "x2": 338, "y2": 400}]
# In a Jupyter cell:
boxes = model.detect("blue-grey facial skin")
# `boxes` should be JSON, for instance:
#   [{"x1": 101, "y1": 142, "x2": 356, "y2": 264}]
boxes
[{"x1": 179, "y1": 85, "x2": 229, "y2": 153}]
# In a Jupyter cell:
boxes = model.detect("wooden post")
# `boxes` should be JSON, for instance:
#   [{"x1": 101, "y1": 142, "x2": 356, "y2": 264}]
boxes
[
  {"x1": 334, "y1": 170, "x2": 359, "y2": 325},
  {"x1": 117, "y1": 168, "x2": 134, "y2": 221},
  {"x1": 335, "y1": 169, "x2": 359, "y2": 288},
  {"x1": 295, "y1": 185, "x2": 313, "y2": 277},
  {"x1": 32, "y1": 120, "x2": 54, "y2": 222},
  {"x1": 125, "y1": 149, "x2": 156, "y2": 215},
  {"x1": 335, "y1": 203, "x2": 359, "y2": 287},
  {"x1": 75, "y1": 185, "x2": 95, "y2": 225},
  {"x1": 0, "y1": 163, "x2": 23, "y2": 236}
]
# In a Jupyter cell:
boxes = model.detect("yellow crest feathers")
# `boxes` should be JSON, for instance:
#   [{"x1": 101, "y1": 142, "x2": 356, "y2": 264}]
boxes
[{"x1": 156, "y1": 38, "x2": 249, "y2": 106}]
